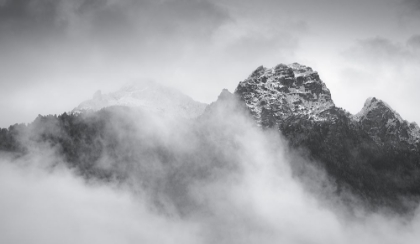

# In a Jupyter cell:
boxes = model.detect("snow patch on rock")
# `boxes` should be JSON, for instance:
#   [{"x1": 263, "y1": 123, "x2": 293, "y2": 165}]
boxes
[
  {"x1": 235, "y1": 63, "x2": 335, "y2": 125},
  {"x1": 355, "y1": 97, "x2": 420, "y2": 145}
]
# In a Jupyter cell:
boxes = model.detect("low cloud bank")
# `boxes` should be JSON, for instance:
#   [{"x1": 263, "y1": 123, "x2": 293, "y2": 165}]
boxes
[{"x1": 1, "y1": 101, "x2": 420, "y2": 243}]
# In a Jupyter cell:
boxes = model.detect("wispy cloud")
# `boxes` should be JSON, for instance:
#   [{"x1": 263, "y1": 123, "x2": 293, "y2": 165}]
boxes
[
  {"x1": 0, "y1": 0, "x2": 230, "y2": 38},
  {"x1": 344, "y1": 37, "x2": 420, "y2": 65},
  {"x1": 2, "y1": 101, "x2": 420, "y2": 243},
  {"x1": 334, "y1": 36, "x2": 420, "y2": 122}
]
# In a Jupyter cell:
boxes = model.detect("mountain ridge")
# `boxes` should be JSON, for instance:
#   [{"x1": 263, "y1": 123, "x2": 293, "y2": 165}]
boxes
[
  {"x1": 2, "y1": 62, "x2": 420, "y2": 213},
  {"x1": 229, "y1": 62, "x2": 420, "y2": 212},
  {"x1": 72, "y1": 80, "x2": 207, "y2": 119},
  {"x1": 235, "y1": 63, "x2": 335, "y2": 127},
  {"x1": 234, "y1": 63, "x2": 420, "y2": 148}
]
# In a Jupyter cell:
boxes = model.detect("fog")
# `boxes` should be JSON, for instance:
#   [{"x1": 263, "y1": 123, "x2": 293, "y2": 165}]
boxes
[
  {"x1": 0, "y1": 158, "x2": 199, "y2": 244},
  {"x1": 1, "y1": 95, "x2": 420, "y2": 244},
  {"x1": 1, "y1": 0, "x2": 420, "y2": 242},
  {"x1": 1, "y1": 0, "x2": 420, "y2": 127}
]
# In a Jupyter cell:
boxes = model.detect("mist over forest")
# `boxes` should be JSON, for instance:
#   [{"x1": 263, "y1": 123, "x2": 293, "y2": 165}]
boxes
[
  {"x1": 1, "y1": 91, "x2": 420, "y2": 244},
  {"x1": 1, "y1": 0, "x2": 420, "y2": 243}
]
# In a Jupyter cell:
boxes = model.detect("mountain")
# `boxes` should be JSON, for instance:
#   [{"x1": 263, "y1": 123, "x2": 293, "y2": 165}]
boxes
[
  {"x1": 231, "y1": 63, "x2": 420, "y2": 211},
  {"x1": 72, "y1": 81, "x2": 207, "y2": 119},
  {"x1": 235, "y1": 63, "x2": 335, "y2": 126},
  {"x1": 355, "y1": 97, "x2": 420, "y2": 147},
  {"x1": 2, "y1": 62, "x2": 420, "y2": 213},
  {"x1": 234, "y1": 63, "x2": 420, "y2": 150}
]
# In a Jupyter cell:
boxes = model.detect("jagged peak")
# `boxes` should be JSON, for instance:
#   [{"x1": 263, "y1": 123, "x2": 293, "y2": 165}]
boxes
[
  {"x1": 354, "y1": 97, "x2": 420, "y2": 145},
  {"x1": 235, "y1": 62, "x2": 335, "y2": 124},
  {"x1": 246, "y1": 63, "x2": 318, "y2": 80},
  {"x1": 288, "y1": 62, "x2": 309, "y2": 70},
  {"x1": 287, "y1": 63, "x2": 315, "y2": 76},
  {"x1": 355, "y1": 97, "x2": 403, "y2": 122},
  {"x1": 217, "y1": 89, "x2": 233, "y2": 101},
  {"x1": 238, "y1": 62, "x2": 330, "y2": 96}
]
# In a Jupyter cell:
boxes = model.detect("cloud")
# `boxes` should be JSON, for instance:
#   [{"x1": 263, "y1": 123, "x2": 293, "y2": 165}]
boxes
[
  {"x1": 0, "y1": 0, "x2": 62, "y2": 34},
  {"x1": 332, "y1": 36, "x2": 420, "y2": 123},
  {"x1": 0, "y1": 0, "x2": 230, "y2": 40},
  {"x1": 344, "y1": 37, "x2": 420, "y2": 65},
  {"x1": 2, "y1": 101, "x2": 420, "y2": 243},
  {"x1": 0, "y1": 157, "x2": 199, "y2": 244},
  {"x1": 0, "y1": 0, "x2": 231, "y2": 59},
  {"x1": 402, "y1": 0, "x2": 420, "y2": 11},
  {"x1": 0, "y1": 0, "x2": 309, "y2": 128},
  {"x1": 407, "y1": 34, "x2": 420, "y2": 48},
  {"x1": 399, "y1": 0, "x2": 420, "y2": 22},
  {"x1": 0, "y1": 0, "x2": 234, "y2": 127},
  {"x1": 215, "y1": 20, "x2": 303, "y2": 62}
]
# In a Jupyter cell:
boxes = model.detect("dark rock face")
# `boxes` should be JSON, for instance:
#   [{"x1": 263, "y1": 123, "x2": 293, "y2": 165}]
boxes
[
  {"x1": 2, "y1": 62, "x2": 420, "y2": 214},
  {"x1": 356, "y1": 97, "x2": 420, "y2": 148},
  {"x1": 235, "y1": 63, "x2": 335, "y2": 127},
  {"x1": 234, "y1": 63, "x2": 420, "y2": 212}
]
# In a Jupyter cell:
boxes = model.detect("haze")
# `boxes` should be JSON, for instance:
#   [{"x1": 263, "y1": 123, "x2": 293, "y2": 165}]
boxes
[
  {"x1": 1, "y1": 97, "x2": 420, "y2": 244},
  {"x1": 0, "y1": 0, "x2": 419, "y2": 127}
]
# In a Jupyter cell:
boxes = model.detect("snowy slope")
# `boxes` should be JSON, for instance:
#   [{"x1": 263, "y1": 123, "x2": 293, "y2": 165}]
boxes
[{"x1": 72, "y1": 81, "x2": 207, "y2": 119}]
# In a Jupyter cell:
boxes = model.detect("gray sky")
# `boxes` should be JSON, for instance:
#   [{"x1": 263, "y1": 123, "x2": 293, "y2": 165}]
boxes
[{"x1": 0, "y1": 0, "x2": 419, "y2": 127}]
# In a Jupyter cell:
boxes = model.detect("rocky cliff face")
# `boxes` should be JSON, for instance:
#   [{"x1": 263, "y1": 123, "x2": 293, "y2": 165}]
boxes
[
  {"x1": 235, "y1": 63, "x2": 335, "y2": 127},
  {"x1": 230, "y1": 63, "x2": 420, "y2": 211},
  {"x1": 355, "y1": 97, "x2": 420, "y2": 147},
  {"x1": 235, "y1": 63, "x2": 420, "y2": 149},
  {"x1": 3, "y1": 62, "x2": 420, "y2": 213}
]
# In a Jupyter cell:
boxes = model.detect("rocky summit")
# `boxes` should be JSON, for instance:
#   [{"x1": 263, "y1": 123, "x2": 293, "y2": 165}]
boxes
[
  {"x1": 235, "y1": 63, "x2": 335, "y2": 127},
  {"x1": 355, "y1": 97, "x2": 420, "y2": 147},
  {"x1": 231, "y1": 63, "x2": 420, "y2": 211},
  {"x1": 235, "y1": 63, "x2": 420, "y2": 149},
  {"x1": 2, "y1": 62, "x2": 420, "y2": 213}
]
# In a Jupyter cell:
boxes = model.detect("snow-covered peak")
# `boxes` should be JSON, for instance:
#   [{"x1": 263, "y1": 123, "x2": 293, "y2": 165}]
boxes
[
  {"x1": 72, "y1": 81, "x2": 207, "y2": 119},
  {"x1": 354, "y1": 97, "x2": 403, "y2": 122},
  {"x1": 235, "y1": 63, "x2": 335, "y2": 125},
  {"x1": 218, "y1": 89, "x2": 233, "y2": 101},
  {"x1": 355, "y1": 97, "x2": 420, "y2": 145}
]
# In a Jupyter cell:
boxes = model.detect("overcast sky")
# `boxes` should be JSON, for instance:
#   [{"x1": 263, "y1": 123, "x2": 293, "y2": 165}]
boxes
[{"x1": 0, "y1": 0, "x2": 419, "y2": 127}]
